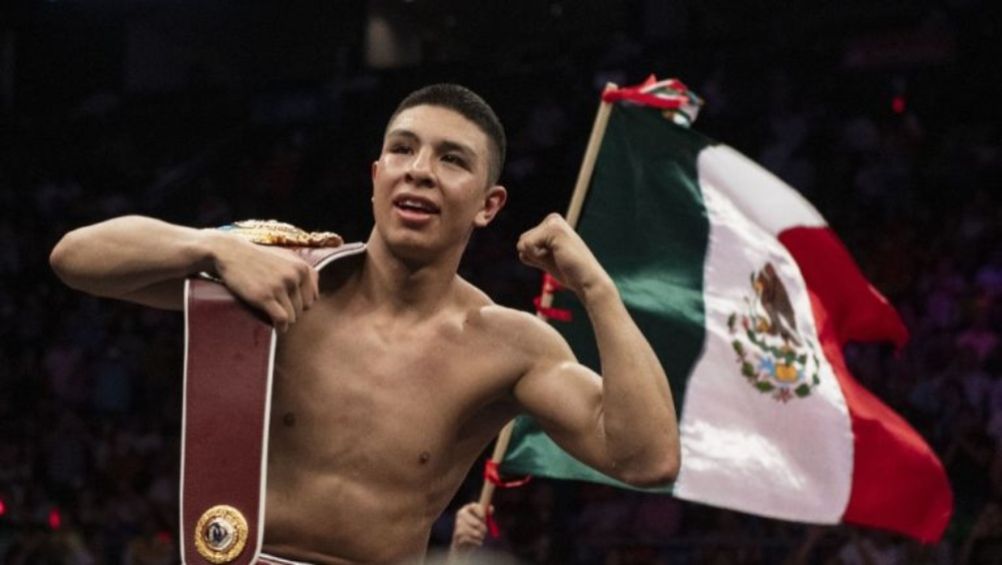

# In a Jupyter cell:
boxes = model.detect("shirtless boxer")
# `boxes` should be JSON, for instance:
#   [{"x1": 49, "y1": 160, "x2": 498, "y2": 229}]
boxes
[{"x1": 49, "y1": 84, "x2": 679, "y2": 564}]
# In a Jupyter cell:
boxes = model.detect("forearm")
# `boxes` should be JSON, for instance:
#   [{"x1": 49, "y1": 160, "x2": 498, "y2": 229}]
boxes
[
  {"x1": 50, "y1": 215, "x2": 217, "y2": 298},
  {"x1": 581, "y1": 279, "x2": 679, "y2": 486}
]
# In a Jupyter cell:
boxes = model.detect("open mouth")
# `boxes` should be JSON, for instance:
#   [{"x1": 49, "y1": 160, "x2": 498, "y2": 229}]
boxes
[{"x1": 393, "y1": 195, "x2": 441, "y2": 215}]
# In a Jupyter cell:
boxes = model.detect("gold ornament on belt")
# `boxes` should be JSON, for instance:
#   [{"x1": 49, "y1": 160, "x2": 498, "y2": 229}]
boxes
[
  {"x1": 194, "y1": 504, "x2": 249, "y2": 563},
  {"x1": 221, "y1": 219, "x2": 344, "y2": 248}
]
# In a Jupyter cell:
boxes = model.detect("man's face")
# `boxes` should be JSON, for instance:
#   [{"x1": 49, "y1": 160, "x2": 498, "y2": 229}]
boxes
[{"x1": 371, "y1": 104, "x2": 506, "y2": 261}]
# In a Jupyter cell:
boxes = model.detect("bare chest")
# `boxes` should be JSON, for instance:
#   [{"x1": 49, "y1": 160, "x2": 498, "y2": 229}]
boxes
[{"x1": 269, "y1": 310, "x2": 518, "y2": 474}]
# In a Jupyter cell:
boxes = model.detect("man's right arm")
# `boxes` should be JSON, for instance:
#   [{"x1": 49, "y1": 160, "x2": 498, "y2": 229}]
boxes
[{"x1": 49, "y1": 215, "x2": 318, "y2": 331}]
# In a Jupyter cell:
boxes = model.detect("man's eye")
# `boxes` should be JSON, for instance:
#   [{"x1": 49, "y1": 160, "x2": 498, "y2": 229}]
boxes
[
  {"x1": 389, "y1": 144, "x2": 412, "y2": 154},
  {"x1": 442, "y1": 154, "x2": 467, "y2": 167}
]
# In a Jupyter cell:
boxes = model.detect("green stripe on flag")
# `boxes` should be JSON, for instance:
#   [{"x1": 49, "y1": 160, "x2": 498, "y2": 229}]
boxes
[{"x1": 502, "y1": 103, "x2": 714, "y2": 488}]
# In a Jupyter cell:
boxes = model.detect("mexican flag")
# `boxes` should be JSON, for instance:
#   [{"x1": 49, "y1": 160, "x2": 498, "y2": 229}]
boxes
[{"x1": 501, "y1": 78, "x2": 953, "y2": 542}]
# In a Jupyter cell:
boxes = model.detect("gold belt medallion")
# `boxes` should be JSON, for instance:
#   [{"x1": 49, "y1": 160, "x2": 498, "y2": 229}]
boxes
[{"x1": 194, "y1": 504, "x2": 249, "y2": 563}]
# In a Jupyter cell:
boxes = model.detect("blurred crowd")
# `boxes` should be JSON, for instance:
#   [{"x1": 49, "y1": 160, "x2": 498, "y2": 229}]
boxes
[{"x1": 2, "y1": 8, "x2": 1001, "y2": 564}]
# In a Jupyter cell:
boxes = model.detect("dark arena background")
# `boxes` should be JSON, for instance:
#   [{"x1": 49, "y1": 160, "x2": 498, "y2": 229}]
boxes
[{"x1": 2, "y1": 0, "x2": 1001, "y2": 563}]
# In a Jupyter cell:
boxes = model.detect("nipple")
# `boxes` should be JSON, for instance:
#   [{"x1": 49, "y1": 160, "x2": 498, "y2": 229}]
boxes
[
  {"x1": 283, "y1": 413, "x2": 296, "y2": 427},
  {"x1": 418, "y1": 451, "x2": 431, "y2": 464}
]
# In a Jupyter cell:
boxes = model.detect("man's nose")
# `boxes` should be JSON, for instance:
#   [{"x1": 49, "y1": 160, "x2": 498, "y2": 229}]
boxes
[{"x1": 405, "y1": 148, "x2": 435, "y2": 187}]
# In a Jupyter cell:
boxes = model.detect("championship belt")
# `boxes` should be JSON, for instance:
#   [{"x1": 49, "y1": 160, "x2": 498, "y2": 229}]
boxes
[{"x1": 180, "y1": 220, "x2": 365, "y2": 565}]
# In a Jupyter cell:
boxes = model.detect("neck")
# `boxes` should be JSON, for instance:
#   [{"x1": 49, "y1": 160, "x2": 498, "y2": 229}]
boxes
[{"x1": 359, "y1": 230, "x2": 466, "y2": 320}]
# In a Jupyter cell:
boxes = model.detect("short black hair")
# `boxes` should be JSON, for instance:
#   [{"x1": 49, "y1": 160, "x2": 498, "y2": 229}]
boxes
[{"x1": 388, "y1": 84, "x2": 506, "y2": 186}]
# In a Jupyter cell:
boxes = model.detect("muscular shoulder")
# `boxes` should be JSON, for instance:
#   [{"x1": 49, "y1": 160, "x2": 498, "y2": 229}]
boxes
[
  {"x1": 454, "y1": 277, "x2": 568, "y2": 344},
  {"x1": 468, "y1": 301, "x2": 575, "y2": 363}
]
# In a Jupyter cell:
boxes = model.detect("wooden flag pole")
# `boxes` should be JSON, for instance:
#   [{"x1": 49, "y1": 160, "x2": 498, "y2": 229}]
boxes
[
  {"x1": 565, "y1": 83, "x2": 618, "y2": 227},
  {"x1": 475, "y1": 83, "x2": 618, "y2": 517}
]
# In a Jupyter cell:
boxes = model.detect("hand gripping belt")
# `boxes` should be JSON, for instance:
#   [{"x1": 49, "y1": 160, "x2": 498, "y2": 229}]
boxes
[{"x1": 180, "y1": 237, "x2": 365, "y2": 565}]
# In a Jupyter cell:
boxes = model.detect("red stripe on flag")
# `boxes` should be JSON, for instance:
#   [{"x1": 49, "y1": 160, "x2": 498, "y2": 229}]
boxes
[
  {"x1": 781, "y1": 226, "x2": 952, "y2": 541},
  {"x1": 808, "y1": 292, "x2": 952, "y2": 542},
  {"x1": 778, "y1": 227, "x2": 908, "y2": 348}
]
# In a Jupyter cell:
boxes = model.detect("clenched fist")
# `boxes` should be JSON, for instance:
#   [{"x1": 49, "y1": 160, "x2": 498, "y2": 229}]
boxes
[{"x1": 516, "y1": 213, "x2": 616, "y2": 300}]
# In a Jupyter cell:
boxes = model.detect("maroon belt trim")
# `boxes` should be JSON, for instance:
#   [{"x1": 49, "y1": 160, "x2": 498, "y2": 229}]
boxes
[{"x1": 180, "y1": 242, "x2": 365, "y2": 565}]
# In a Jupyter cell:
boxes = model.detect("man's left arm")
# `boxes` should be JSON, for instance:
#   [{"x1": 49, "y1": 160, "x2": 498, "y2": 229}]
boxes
[{"x1": 513, "y1": 213, "x2": 680, "y2": 487}]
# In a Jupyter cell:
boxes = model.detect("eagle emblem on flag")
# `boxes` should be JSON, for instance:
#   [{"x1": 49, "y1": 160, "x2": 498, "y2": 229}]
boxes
[{"x1": 728, "y1": 263, "x2": 821, "y2": 402}]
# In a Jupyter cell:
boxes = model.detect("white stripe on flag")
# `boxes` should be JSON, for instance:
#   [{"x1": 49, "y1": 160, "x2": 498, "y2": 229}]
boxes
[
  {"x1": 697, "y1": 145, "x2": 826, "y2": 235},
  {"x1": 672, "y1": 151, "x2": 853, "y2": 524}
]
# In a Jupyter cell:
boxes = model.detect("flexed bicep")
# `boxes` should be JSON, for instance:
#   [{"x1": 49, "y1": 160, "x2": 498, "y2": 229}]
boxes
[{"x1": 512, "y1": 325, "x2": 618, "y2": 477}]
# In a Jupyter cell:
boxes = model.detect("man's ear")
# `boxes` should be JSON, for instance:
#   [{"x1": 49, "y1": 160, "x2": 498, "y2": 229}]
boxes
[{"x1": 474, "y1": 185, "x2": 507, "y2": 228}]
